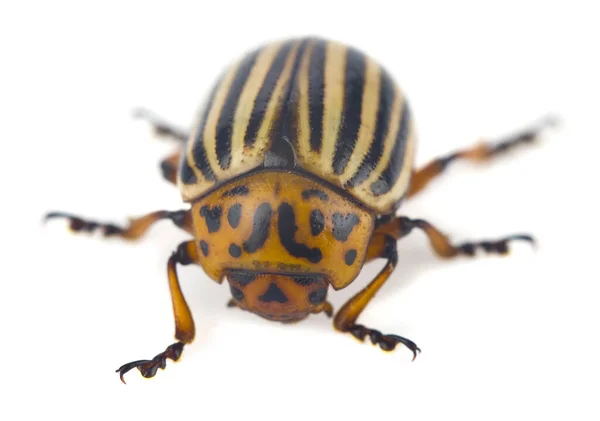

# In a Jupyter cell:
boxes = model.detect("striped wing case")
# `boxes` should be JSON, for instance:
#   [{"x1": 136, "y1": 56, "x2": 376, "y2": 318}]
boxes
[{"x1": 178, "y1": 37, "x2": 416, "y2": 214}]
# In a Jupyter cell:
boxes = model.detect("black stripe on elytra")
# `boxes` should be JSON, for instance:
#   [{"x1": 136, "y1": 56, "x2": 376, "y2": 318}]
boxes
[
  {"x1": 278, "y1": 203, "x2": 322, "y2": 263},
  {"x1": 332, "y1": 213, "x2": 360, "y2": 242},
  {"x1": 200, "y1": 205, "x2": 222, "y2": 233},
  {"x1": 346, "y1": 69, "x2": 396, "y2": 187},
  {"x1": 215, "y1": 48, "x2": 260, "y2": 170},
  {"x1": 179, "y1": 157, "x2": 198, "y2": 184},
  {"x1": 222, "y1": 185, "x2": 249, "y2": 197},
  {"x1": 308, "y1": 39, "x2": 327, "y2": 152},
  {"x1": 199, "y1": 240, "x2": 209, "y2": 257},
  {"x1": 333, "y1": 47, "x2": 366, "y2": 175},
  {"x1": 244, "y1": 41, "x2": 295, "y2": 147},
  {"x1": 310, "y1": 209, "x2": 325, "y2": 236},
  {"x1": 259, "y1": 282, "x2": 289, "y2": 303},
  {"x1": 370, "y1": 101, "x2": 411, "y2": 195},
  {"x1": 243, "y1": 203, "x2": 273, "y2": 253},
  {"x1": 191, "y1": 77, "x2": 221, "y2": 182},
  {"x1": 227, "y1": 204, "x2": 242, "y2": 228},
  {"x1": 301, "y1": 189, "x2": 328, "y2": 201}
]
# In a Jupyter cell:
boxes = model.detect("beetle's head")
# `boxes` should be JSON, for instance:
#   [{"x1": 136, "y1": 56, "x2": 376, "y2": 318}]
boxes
[{"x1": 226, "y1": 271, "x2": 329, "y2": 322}]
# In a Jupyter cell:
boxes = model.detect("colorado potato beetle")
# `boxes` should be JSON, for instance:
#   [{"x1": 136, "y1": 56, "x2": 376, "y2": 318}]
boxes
[{"x1": 45, "y1": 36, "x2": 557, "y2": 383}]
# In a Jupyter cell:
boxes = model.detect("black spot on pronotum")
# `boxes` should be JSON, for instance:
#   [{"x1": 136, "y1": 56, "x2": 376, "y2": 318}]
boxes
[
  {"x1": 227, "y1": 204, "x2": 242, "y2": 228},
  {"x1": 243, "y1": 203, "x2": 273, "y2": 253},
  {"x1": 259, "y1": 282, "x2": 288, "y2": 303},
  {"x1": 199, "y1": 240, "x2": 209, "y2": 257},
  {"x1": 277, "y1": 203, "x2": 322, "y2": 263},
  {"x1": 332, "y1": 213, "x2": 360, "y2": 242},
  {"x1": 230, "y1": 285, "x2": 244, "y2": 301},
  {"x1": 200, "y1": 205, "x2": 222, "y2": 233},
  {"x1": 345, "y1": 249, "x2": 357, "y2": 265},
  {"x1": 301, "y1": 189, "x2": 328, "y2": 201},
  {"x1": 308, "y1": 288, "x2": 327, "y2": 305},
  {"x1": 229, "y1": 272, "x2": 257, "y2": 286},
  {"x1": 310, "y1": 209, "x2": 325, "y2": 236},
  {"x1": 222, "y1": 185, "x2": 249, "y2": 197},
  {"x1": 229, "y1": 243, "x2": 242, "y2": 258}
]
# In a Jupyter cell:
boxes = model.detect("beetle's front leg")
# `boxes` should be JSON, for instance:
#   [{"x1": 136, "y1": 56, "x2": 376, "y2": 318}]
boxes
[
  {"x1": 44, "y1": 209, "x2": 193, "y2": 239},
  {"x1": 375, "y1": 216, "x2": 534, "y2": 258},
  {"x1": 116, "y1": 241, "x2": 197, "y2": 383},
  {"x1": 334, "y1": 236, "x2": 420, "y2": 359}
]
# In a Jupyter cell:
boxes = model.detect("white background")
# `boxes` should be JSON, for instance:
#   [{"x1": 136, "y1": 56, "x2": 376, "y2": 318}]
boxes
[{"x1": 2, "y1": 1, "x2": 599, "y2": 420}]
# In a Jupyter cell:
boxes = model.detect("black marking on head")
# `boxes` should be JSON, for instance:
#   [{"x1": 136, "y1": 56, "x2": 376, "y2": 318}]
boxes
[
  {"x1": 259, "y1": 282, "x2": 289, "y2": 303},
  {"x1": 179, "y1": 157, "x2": 198, "y2": 184},
  {"x1": 243, "y1": 203, "x2": 273, "y2": 253},
  {"x1": 301, "y1": 189, "x2": 328, "y2": 201},
  {"x1": 333, "y1": 47, "x2": 366, "y2": 175},
  {"x1": 229, "y1": 243, "x2": 242, "y2": 258},
  {"x1": 293, "y1": 276, "x2": 318, "y2": 286},
  {"x1": 223, "y1": 185, "x2": 249, "y2": 197},
  {"x1": 346, "y1": 69, "x2": 396, "y2": 187},
  {"x1": 278, "y1": 203, "x2": 323, "y2": 263},
  {"x1": 308, "y1": 40, "x2": 326, "y2": 153},
  {"x1": 332, "y1": 213, "x2": 360, "y2": 242},
  {"x1": 370, "y1": 101, "x2": 411, "y2": 196},
  {"x1": 228, "y1": 272, "x2": 257, "y2": 286},
  {"x1": 200, "y1": 206, "x2": 222, "y2": 233},
  {"x1": 199, "y1": 240, "x2": 209, "y2": 257},
  {"x1": 215, "y1": 49, "x2": 260, "y2": 170},
  {"x1": 245, "y1": 41, "x2": 295, "y2": 147},
  {"x1": 308, "y1": 288, "x2": 327, "y2": 305},
  {"x1": 230, "y1": 285, "x2": 244, "y2": 301},
  {"x1": 345, "y1": 249, "x2": 357, "y2": 266},
  {"x1": 310, "y1": 209, "x2": 325, "y2": 236},
  {"x1": 227, "y1": 204, "x2": 242, "y2": 229}
]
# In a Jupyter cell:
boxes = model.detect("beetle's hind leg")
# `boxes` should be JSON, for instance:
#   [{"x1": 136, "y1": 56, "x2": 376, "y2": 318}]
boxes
[
  {"x1": 407, "y1": 115, "x2": 559, "y2": 198},
  {"x1": 334, "y1": 236, "x2": 420, "y2": 359},
  {"x1": 116, "y1": 241, "x2": 197, "y2": 383},
  {"x1": 44, "y1": 209, "x2": 193, "y2": 239}
]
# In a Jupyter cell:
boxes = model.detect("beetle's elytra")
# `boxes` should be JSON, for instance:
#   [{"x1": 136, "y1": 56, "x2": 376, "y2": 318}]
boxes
[{"x1": 45, "y1": 36, "x2": 557, "y2": 383}]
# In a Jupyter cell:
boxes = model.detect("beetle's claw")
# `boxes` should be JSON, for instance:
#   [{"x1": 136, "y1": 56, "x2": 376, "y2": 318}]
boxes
[
  {"x1": 349, "y1": 324, "x2": 421, "y2": 360},
  {"x1": 116, "y1": 342, "x2": 184, "y2": 384}
]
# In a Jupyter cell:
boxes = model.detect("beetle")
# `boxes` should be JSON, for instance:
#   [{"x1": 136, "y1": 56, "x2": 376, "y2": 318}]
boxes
[{"x1": 45, "y1": 36, "x2": 557, "y2": 383}]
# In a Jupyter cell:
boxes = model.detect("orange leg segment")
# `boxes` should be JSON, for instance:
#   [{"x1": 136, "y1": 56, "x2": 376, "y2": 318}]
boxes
[
  {"x1": 116, "y1": 240, "x2": 198, "y2": 383},
  {"x1": 407, "y1": 115, "x2": 558, "y2": 199},
  {"x1": 334, "y1": 236, "x2": 421, "y2": 359}
]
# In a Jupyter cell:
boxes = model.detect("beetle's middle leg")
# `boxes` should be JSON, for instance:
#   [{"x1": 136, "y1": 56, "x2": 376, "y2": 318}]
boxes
[
  {"x1": 407, "y1": 115, "x2": 558, "y2": 198},
  {"x1": 373, "y1": 216, "x2": 534, "y2": 259},
  {"x1": 116, "y1": 240, "x2": 198, "y2": 383},
  {"x1": 44, "y1": 209, "x2": 193, "y2": 239}
]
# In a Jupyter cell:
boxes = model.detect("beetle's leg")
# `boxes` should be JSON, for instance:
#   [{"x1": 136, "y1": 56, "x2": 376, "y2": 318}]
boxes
[
  {"x1": 116, "y1": 241, "x2": 197, "y2": 383},
  {"x1": 334, "y1": 236, "x2": 420, "y2": 359},
  {"x1": 159, "y1": 151, "x2": 181, "y2": 185},
  {"x1": 374, "y1": 216, "x2": 534, "y2": 259},
  {"x1": 44, "y1": 209, "x2": 193, "y2": 239},
  {"x1": 133, "y1": 107, "x2": 189, "y2": 142},
  {"x1": 407, "y1": 115, "x2": 558, "y2": 198},
  {"x1": 312, "y1": 301, "x2": 334, "y2": 318}
]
